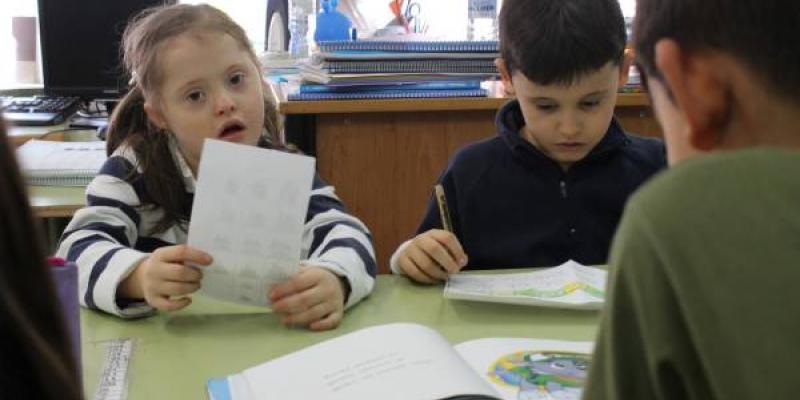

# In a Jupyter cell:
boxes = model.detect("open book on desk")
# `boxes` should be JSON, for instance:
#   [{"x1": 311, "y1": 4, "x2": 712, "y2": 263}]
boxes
[
  {"x1": 444, "y1": 260, "x2": 607, "y2": 310},
  {"x1": 15, "y1": 139, "x2": 106, "y2": 186},
  {"x1": 207, "y1": 323, "x2": 593, "y2": 400}
]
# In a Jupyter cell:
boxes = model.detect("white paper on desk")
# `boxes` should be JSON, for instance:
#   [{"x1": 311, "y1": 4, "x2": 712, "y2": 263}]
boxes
[
  {"x1": 444, "y1": 260, "x2": 607, "y2": 310},
  {"x1": 188, "y1": 139, "x2": 315, "y2": 307},
  {"x1": 231, "y1": 323, "x2": 501, "y2": 400},
  {"x1": 16, "y1": 139, "x2": 106, "y2": 171}
]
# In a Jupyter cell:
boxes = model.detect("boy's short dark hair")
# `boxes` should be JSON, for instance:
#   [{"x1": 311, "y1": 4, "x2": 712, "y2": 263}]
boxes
[
  {"x1": 499, "y1": 0, "x2": 627, "y2": 86},
  {"x1": 634, "y1": 0, "x2": 800, "y2": 104}
]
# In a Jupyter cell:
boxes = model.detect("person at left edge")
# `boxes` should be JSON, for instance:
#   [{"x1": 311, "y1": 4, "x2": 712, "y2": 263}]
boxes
[{"x1": 0, "y1": 115, "x2": 83, "y2": 399}]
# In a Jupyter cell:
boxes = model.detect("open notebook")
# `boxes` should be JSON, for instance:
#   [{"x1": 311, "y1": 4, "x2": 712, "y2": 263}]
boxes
[
  {"x1": 207, "y1": 323, "x2": 593, "y2": 400},
  {"x1": 444, "y1": 260, "x2": 607, "y2": 310},
  {"x1": 15, "y1": 140, "x2": 106, "y2": 186}
]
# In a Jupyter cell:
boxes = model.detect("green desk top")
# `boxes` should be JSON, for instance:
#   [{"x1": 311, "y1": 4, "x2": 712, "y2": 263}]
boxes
[
  {"x1": 81, "y1": 275, "x2": 600, "y2": 399},
  {"x1": 28, "y1": 185, "x2": 85, "y2": 218}
]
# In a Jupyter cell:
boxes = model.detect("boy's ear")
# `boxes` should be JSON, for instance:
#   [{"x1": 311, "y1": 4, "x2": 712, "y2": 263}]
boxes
[
  {"x1": 617, "y1": 48, "x2": 634, "y2": 87},
  {"x1": 143, "y1": 101, "x2": 168, "y2": 131},
  {"x1": 654, "y1": 39, "x2": 731, "y2": 151},
  {"x1": 494, "y1": 58, "x2": 515, "y2": 96}
]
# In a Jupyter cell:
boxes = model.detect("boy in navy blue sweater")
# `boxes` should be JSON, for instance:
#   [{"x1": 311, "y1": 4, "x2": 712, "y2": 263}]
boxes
[{"x1": 390, "y1": 0, "x2": 666, "y2": 283}]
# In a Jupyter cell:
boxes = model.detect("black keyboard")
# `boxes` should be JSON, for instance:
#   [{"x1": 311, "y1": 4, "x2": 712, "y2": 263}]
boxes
[{"x1": 1, "y1": 96, "x2": 80, "y2": 126}]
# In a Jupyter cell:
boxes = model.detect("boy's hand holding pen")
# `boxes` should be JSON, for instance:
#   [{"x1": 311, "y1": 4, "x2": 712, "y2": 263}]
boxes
[{"x1": 395, "y1": 184, "x2": 468, "y2": 284}]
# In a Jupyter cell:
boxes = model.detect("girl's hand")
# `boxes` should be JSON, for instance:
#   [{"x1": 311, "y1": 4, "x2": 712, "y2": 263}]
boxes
[
  {"x1": 119, "y1": 244, "x2": 212, "y2": 312},
  {"x1": 268, "y1": 266, "x2": 347, "y2": 331}
]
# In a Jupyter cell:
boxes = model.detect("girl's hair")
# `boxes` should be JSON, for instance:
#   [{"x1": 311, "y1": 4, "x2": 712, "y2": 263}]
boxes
[
  {"x1": 107, "y1": 4, "x2": 284, "y2": 233},
  {"x1": 0, "y1": 117, "x2": 82, "y2": 399}
]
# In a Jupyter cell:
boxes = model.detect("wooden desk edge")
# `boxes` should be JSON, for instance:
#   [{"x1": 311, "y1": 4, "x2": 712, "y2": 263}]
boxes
[
  {"x1": 9, "y1": 131, "x2": 67, "y2": 146},
  {"x1": 34, "y1": 205, "x2": 83, "y2": 218},
  {"x1": 28, "y1": 186, "x2": 87, "y2": 219}
]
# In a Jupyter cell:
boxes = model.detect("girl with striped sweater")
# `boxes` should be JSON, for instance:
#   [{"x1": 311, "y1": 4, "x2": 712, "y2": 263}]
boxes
[{"x1": 57, "y1": 4, "x2": 375, "y2": 331}]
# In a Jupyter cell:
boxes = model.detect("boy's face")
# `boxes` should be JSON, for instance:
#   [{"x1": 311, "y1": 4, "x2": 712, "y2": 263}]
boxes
[
  {"x1": 145, "y1": 31, "x2": 265, "y2": 174},
  {"x1": 497, "y1": 60, "x2": 627, "y2": 170}
]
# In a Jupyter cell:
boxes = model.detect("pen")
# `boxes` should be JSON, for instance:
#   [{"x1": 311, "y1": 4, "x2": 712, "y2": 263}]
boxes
[{"x1": 434, "y1": 184, "x2": 453, "y2": 232}]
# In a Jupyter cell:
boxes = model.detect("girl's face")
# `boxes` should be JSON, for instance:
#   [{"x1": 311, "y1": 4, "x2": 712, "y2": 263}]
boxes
[{"x1": 144, "y1": 31, "x2": 265, "y2": 174}]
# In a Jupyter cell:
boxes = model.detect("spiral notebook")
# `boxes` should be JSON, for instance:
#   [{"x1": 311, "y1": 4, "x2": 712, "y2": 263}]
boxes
[
  {"x1": 15, "y1": 139, "x2": 106, "y2": 186},
  {"x1": 299, "y1": 80, "x2": 482, "y2": 93},
  {"x1": 299, "y1": 68, "x2": 494, "y2": 84},
  {"x1": 319, "y1": 59, "x2": 497, "y2": 74},
  {"x1": 315, "y1": 51, "x2": 501, "y2": 61},
  {"x1": 318, "y1": 40, "x2": 499, "y2": 53},
  {"x1": 288, "y1": 88, "x2": 488, "y2": 101}
]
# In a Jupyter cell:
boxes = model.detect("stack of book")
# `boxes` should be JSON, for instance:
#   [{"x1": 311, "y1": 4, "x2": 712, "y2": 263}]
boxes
[
  {"x1": 292, "y1": 40, "x2": 500, "y2": 101},
  {"x1": 619, "y1": 64, "x2": 645, "y2": 93}
]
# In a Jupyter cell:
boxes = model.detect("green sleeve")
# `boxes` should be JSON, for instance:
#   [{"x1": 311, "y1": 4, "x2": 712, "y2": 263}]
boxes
[{"x1": 582, "y1": 199, "x2": 712, "y2": 400}]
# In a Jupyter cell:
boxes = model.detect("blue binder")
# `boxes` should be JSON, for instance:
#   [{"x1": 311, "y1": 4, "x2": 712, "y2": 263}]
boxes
[
  {"x1": 207, "y1": 378, "x2": 232, "y2": 400},
  {"x1": 299, "y1": 80, "x2": 482, "y2": 94},
  {"x1": 318, "y1": 40, "x2": 499, "y2": 53},
  {"x1": 288, "y1": 88, "x2": 488, "y2": 101}
]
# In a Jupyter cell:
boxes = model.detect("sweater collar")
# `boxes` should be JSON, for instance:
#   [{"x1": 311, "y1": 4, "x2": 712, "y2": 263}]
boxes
[
  {"x1": 496, "y1": 99, "x2": 629, "y2": 171},
  {"x1": 168, "y1": 134, "x2": 197, "y2": 193}
]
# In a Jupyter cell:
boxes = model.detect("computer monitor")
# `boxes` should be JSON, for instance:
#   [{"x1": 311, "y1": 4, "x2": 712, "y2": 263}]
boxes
[{"x1": 37, "y1": 0, "x2": 174, "y2": 101}]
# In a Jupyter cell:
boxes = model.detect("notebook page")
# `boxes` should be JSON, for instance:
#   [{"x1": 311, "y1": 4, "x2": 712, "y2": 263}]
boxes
[
  {"x1": 239, "y1": 323, "x2": 500, "y2": 400},
  {"x1": 444, "y1": 261, "x2": 607, "y2": 310},
  {"x1": 16, "y1": 139, "x2": 106, "y2": 171}
]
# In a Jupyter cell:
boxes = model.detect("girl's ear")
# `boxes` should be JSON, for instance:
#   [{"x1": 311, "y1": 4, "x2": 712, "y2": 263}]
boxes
[
  {"x1": 143, "y1": 101, "x2": 168, "y2": 131},
  {"x1": 494, "y1": 58, "x2": 515, "y2": 96}
]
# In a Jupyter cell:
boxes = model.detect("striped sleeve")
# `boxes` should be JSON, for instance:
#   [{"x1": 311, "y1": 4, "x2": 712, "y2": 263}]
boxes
[
  {"x1": 300, "y1": 173, "x2": 376, "y2": 309},
  {"x1": 55, "y1": 155, "x2": 154, "y2": 318}
]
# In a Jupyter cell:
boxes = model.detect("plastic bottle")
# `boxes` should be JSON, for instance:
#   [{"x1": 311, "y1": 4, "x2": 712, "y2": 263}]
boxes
[
  {"x1": 289, "y1": 0, "x2": 315, "y2": 57},
  {"x1": 314, "y1": 0, "x2": 353, "y2": 43},
  {"x1": 467, "y1": 0, "x2": 498, "y2": 41}
]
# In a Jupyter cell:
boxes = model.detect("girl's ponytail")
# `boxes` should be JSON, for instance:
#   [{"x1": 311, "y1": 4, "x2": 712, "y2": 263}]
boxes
[
  {"x1": 106, "y1": 86, "x2": 150, "y2": 156},
  {"x1": 104, "y1": 85, "x2": 186, "y2": 234}
]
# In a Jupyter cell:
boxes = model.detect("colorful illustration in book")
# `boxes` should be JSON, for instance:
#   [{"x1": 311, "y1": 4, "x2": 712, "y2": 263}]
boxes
[
  {"x1": 489, "y1": 351, "x2": 590, "y2": 400},
  {"x1": 514, "y1": 282, "x2": 604, "y2": 299}
]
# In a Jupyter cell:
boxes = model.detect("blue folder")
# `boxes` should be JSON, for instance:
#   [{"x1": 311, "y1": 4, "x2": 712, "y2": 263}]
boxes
[{"x1": 207, "y1": 378, "x2": 232, "y2": 400}]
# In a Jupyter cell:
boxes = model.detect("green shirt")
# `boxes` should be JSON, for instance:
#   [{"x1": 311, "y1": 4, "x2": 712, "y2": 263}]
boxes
[{"x1": 584, "y1": 148, "x2": 800, "y2": 400}]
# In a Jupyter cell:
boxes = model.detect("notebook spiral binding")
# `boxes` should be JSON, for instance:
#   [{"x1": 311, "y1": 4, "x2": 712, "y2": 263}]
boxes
[
  {"x1": 318, "y1": 40, "x2": 499, "y2": 53},
  {"x1": 288, "y1": 89, "x2": 488, "y2": 101}
]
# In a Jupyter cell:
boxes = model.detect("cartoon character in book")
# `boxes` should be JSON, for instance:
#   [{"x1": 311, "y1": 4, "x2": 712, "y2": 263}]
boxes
[{"x1": 490, "y1": 351, "x2": 589, "y2": 400}]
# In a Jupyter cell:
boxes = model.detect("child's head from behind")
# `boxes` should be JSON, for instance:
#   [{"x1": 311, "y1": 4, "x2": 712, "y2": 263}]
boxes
[
  {"x1": 634, "y1": 0, "x2": 800, "y2": 164},
  {"x1": 121, "y1": 4, "x2": 268, "y2": 171},
  {"x1": 497, "y1": 0, "x2": 629, "y2": 170}
]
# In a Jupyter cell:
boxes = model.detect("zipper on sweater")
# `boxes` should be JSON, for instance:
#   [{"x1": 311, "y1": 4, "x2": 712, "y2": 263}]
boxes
[{"x1": 560, "y1": 180, "x2": 567, "y2": 198}]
